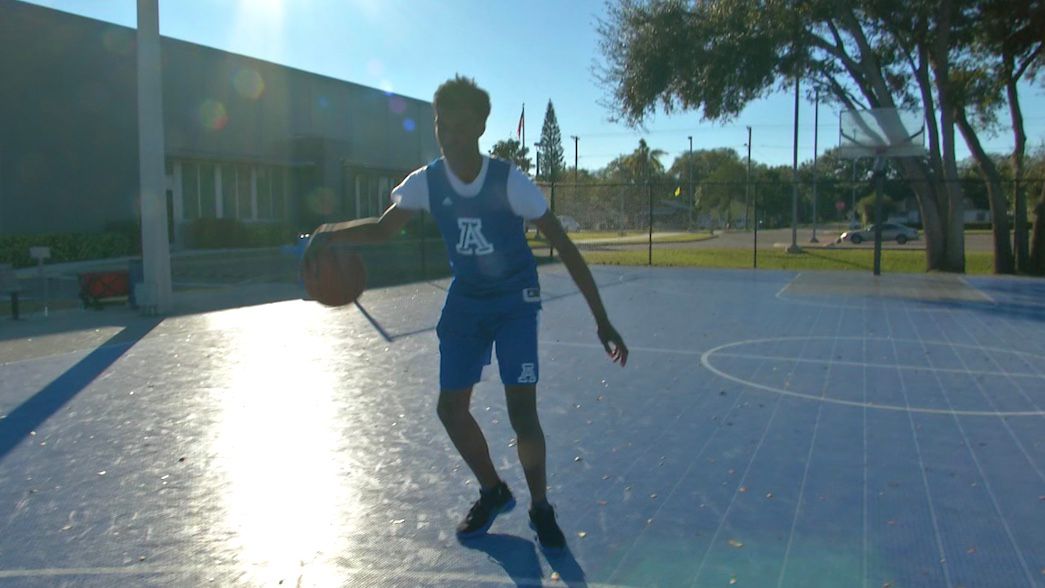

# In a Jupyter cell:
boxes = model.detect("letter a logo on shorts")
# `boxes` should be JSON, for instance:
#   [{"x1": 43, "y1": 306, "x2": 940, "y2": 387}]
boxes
[
  {"x1": 456, "y1": 218, "x2": 494, "y2": 256},
  {"x1": 518, "y1": 363, "x2": 537, "y2": 384}
]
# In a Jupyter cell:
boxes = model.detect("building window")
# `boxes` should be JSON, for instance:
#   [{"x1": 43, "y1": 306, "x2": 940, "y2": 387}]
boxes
[
  {"x1": 183, "y1": 162, "x2": 200, "y2": 220},
  {"x1": 271, "y1": 167, "x2": 286, "y2": 220},
  {"x1": 221, "y1": 163, "x2": 236, "y2": 218},
  {"x1": 177, "y1": 159, "x2": 291, "y2": 223},
  {"x1": 256, "y1": 167, "x2": 271, "y2": 220},
  {"x1": 237, "y1": 164, "x2": 252, "y2": 220},
  {"x1": 199, "y1": 163, "x2": 216, "y2": 218}
]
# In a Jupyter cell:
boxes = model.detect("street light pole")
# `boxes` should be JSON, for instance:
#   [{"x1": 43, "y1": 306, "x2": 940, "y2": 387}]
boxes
[
  {"x1": 747, "y1": 126, "x2": 755, "y2": 267},
  {"x1": 810, "y1": 88, "x2": 820, "y2": 243},
  {"x1": 688, "y1": 135, "x2": 693, "y2": 229},
  {"x1": 787, "y1": 74, "x2": 802, "y2": 254}
]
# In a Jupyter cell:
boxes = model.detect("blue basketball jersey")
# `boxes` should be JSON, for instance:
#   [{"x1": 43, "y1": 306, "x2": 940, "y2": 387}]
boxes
[{"x1": 426, "y1": 157, "x2": 539, "y2": 300}]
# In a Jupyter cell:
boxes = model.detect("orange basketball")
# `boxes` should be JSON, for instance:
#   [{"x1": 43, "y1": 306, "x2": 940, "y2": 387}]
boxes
[{"x1": 303, "y1": 247, "x2": 367, "y2": 307}]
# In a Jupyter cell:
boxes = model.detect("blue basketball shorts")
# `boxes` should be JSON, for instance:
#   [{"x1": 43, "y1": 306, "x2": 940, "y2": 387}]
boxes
[{"x1": 436, "y1": 295, "x2": 541, "y2": 391}]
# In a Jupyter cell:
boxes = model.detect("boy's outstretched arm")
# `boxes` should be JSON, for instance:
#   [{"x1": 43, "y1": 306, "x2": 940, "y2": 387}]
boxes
[
  {"x1": 302, "y1": 204, "x2": 415, "y2": 267},
  {"x1": 532, "y1": 211, "x2": 628, "y2": 367}
]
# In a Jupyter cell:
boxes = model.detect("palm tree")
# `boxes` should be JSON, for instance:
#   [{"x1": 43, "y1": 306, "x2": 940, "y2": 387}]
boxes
[{"x1": 607, "y1": 139, "x2": 666, "y2": 183}]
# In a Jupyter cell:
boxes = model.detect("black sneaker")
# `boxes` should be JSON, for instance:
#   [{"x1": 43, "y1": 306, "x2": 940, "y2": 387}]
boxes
[
  {"x1": 456, "y1": 482, "x2": 516, "y2": 538},
  {"x1": 528, "y1": 502, "x2": 566, "y2": 553}
]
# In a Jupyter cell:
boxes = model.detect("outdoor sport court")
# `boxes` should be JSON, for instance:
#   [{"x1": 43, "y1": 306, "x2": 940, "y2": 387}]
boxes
[{"x1": 1, "y1": 266, "x2": 1043, "y2": 587}]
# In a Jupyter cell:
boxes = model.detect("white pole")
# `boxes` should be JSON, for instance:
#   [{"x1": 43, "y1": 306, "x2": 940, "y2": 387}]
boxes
[{"x1": 137, "y1": 0, "x2": 172, "y2": 313}]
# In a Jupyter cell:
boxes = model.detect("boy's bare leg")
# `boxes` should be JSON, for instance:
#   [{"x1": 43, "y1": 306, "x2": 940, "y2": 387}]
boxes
[
  {"x1": 437, "y1": 387, "x2": 501, "y2": 489},
  {"x1": 505, "y1": 385, "x2": 547, "y2": 505}
]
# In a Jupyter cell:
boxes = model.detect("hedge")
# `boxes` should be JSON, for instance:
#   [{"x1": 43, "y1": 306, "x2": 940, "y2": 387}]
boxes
[
  {"x1": 0, "y1": 231, "x2": 138, "y2": 269},
  {"x1": 186, "y1": 218, "x2": 297, "y2": 249}
]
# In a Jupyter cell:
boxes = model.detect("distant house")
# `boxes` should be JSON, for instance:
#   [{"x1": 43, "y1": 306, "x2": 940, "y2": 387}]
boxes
[
  {"x1": 891, "y1": 196, "x2": 991, "y2": 227},
  {"x1": 0, "y1": 1, "x2": 438, "y2": 248}
]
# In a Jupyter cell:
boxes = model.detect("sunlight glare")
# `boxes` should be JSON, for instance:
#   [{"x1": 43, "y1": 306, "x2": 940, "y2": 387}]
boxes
[{"x1": 206, "y1": 304, "x2": 360, "y2": 584}]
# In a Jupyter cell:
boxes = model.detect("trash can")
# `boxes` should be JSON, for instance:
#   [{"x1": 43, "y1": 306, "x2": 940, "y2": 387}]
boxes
[{"x1": 128, "y1": 258, "x2": 144, "y2": 308}]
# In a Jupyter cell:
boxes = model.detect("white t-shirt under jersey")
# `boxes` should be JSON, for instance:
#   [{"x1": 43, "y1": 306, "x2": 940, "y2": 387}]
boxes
[{"x1": 391, "y1": 156, "x2": 549, "y2": 220}]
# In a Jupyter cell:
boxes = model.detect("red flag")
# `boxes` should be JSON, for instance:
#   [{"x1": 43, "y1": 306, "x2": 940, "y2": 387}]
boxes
[{"x1": 516, "y1": 104, "x2": 525, "y2": 140}]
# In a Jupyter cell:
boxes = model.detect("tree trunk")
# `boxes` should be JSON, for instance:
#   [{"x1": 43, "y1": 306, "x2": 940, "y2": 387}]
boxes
[
  {"x1": 917, "y1": 186, "x2": 948, "y2": 271},
  {"x1": 1006, "y1": 71, "x2": 1030, "y2": 272},
  {"x1": 1031, "y1": 183, "x2": 1045, "y2": 275},
  {"x1": 938, "y1": 120, "x2": 966, "y2": 273},
  {"x1": 956, "y1": 112, "x2": 1015, "y2": 274},
  {"x1": 932, "y1": 0, "x2": 966, "y2": 273}
]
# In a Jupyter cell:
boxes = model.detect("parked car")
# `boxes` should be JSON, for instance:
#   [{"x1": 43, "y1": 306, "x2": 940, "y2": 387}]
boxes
[
  {"x1": 557, "y1": 215, "x2": 581, "y2": 232},
  {"x1": 837, "y1": 223, "x2": 919, "y2": 244}
]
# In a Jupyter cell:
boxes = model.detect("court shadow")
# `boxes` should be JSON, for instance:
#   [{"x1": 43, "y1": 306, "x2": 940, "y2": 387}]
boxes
[
  {"x1": 801, "y1": 249, "x2": 868, "y2": 270},
  {"x1": 543, "y1": 545, "x2": 588, "y2": 587},
  {"x1": 459, "y1": 533, "x2": 586, "y2": 587},
  {"x1": 0, "y1": 318, "x2": 160, "y2": 460}
]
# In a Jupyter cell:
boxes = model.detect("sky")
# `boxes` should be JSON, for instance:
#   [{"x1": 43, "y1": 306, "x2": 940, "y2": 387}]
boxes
[{"x1": 18, "y1": 0, "x2": 1045, "y2": 172}]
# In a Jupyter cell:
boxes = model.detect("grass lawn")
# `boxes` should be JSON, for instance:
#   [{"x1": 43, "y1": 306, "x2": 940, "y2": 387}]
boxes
[{"x1": 579, "y1": 247, "x2": 997, "y2": 275}]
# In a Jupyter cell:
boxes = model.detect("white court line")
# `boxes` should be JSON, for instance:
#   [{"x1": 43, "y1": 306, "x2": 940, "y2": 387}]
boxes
[
  {"x1": 930, "y1": 312, "x2": 1045, "y2": 484},
  {"x1": 860, "y1": 332, "x2": 869, "y2": 588},
  {"x1": 773, "y1": 275, "x2": 998, "y2": 312},
  {"x1": 603, "y1": 305, "x2": 811, "y2": 583},
  {"x1": 603, "y1": 363, "x2": 752, "y2": 584},
  {"x1": 776, "y1": 306, "x2": 845, "y2": 587},
  {"x1": 690, "y1": 301, "x2": 831, "y2": 588},
  {"x1": 901, "y1": 304, "x2": 1037, "y2": 586},
  {"x1": 712, "y1": 351, "x2": 1045, "y2": 380},
  {"x1": 958, "y1": 276, "x2": 997, "y2": 304},
  {"x1": 699, "y1": 337, "x2": 1045, "y2": 417},
  {"x1": 882, "y1": 310, "x2": 954, "y2": 587},
  {"x1": 547, "y1": 337, "x2": 1045, "y2": 416},
  {"x1": 774, "y1": 272, "x2": 802, "y2": 299}
]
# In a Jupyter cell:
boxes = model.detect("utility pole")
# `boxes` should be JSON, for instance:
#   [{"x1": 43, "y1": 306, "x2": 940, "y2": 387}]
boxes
[
  {"x1": 810, "y1": 88, "x2": 820, "y2": 243},
  {"x1": 571, "y1": 135, "x2": 579, "y2": 184},
  {"x1": 787, "y1": 75, "x2": 802, "y2": 254},
  {"x1": 744, "y1": 126, "x2": 752, "y2": 229},
  {"x1": 688, "y1": 136, "x2": 693, "y2": 229},
  {"x1": 851, "y1": 159, "x2": 857, "y2": 224},
  {"x1": 747, "y1": 126, "x2": 755, "y2": 267}
]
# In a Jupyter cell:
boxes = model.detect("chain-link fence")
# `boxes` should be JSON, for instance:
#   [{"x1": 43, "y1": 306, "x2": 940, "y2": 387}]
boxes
[
  {"x1": 537, "y1": 177, "x2": 1045, "y2": 235},
  {"x1": 521, "y1": 177, "x2": 1045, "y2": 272}
]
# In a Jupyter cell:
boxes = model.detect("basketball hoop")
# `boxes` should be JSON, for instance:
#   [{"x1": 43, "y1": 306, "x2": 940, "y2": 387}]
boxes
[
  {"x1": 838, "y1": 107, "x2": 926, "y2": 160},
  {"x1": 837, "y1": 107, "x2": 926, "y2": 276}
]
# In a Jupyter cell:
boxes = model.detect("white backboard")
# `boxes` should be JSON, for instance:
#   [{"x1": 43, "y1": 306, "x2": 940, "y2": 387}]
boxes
[{"x1": 838, "y1": 108, "x2": 926, "y2": 158}]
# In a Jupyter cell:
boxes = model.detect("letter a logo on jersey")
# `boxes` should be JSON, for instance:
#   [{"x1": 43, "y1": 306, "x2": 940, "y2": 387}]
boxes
[
  {"x1": 517, "y1": 363, "x2": 537, "y2": 384},
  {"x1": 456, "y1": 218, "x2": 494, "y2": 256}
]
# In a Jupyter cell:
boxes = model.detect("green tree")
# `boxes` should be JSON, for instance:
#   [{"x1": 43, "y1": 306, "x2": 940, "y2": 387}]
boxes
[
  {"x1": 489, "y1": 138, "x2": 532, "y2": 173},
  {"x1": 956, "y1": 0, "x2": 1044, "y2": 273},
  {"x1": 596, "y1": 0, "x2": 1029, "y2": 273},
  {"x1": 605, "y1": 138, "x2": 667, "y2": 182},
  {"x1": 538, "y1": 101, "x2": 565, "y2": 182}
]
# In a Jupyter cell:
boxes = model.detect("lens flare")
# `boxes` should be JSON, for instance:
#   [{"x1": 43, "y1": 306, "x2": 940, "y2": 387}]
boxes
[
  {"x1": 305, "y1": 186, "x2": 336, "y2": 215},
  {"x1": 402, "y1": 118, "x2": 416, "y2": 133},
  {"x1": 232, "y1": 68, "x2": 265, "y2": 100},
  {"x1": 199, "y1": 99, "x2": 229, "y2": 131},
  {"x1": 388, "y1": 95, "x2": 406, "y2": 115}
]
